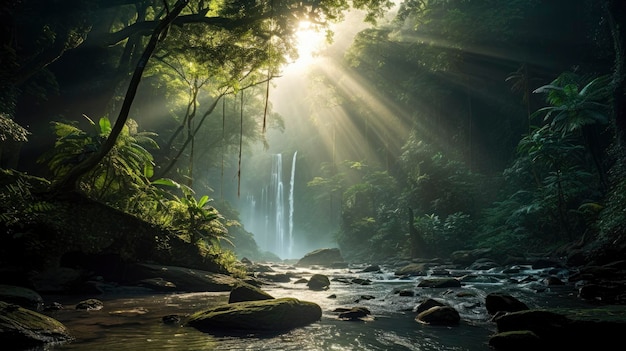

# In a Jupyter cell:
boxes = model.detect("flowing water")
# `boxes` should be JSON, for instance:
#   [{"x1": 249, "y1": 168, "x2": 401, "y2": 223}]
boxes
[{"x1": 36, "y1": 263, "x2": 588, "y2": 351}]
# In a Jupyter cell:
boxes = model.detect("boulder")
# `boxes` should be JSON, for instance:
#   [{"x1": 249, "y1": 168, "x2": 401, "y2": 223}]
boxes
[
  {"x1": 228, "y1": 283, "x2": 274, "y2": 303},
  {"x1": 0, "y1": 285, "x2": 44, "y2": 311},
  {"x1": 360, "y1": 265, "x2": 381, "y2": 273},
  {"x1": 75, "y1": 299, "x2": 104, "y2": 311},
  {"x1": 307, "y1": 274, "x2": 330, "y2": 290},
  {"x1": 414, "y1": 298, "x2": 445, "y2": 314},
  {"x1": 394, "y1": 263, "x2": 428, "y2": 277},
  {"x1": 125, "y1": 263, "x2": 240, "y2": 292},
  {"x1": 0, "y1": 301, "x2": 73, "y2": 347},
  {"x1": 338, "y1": 307, "x2": 371, "y2": 320},
  {"x1": 485, "y1": 293, "x2": 529, "y2": 315},
  {"x1": 186, "y1": 297, "x2": 322, "y2": 331},
  {"x1": 417, "y1": 278, "x2": 461, "y2": 288},
  {"x1": 450, "y1": 248, "x2": 493, "y2": 266},
  {"x1": 416, "y1": 306, "x2": 460, "y2": 326},
  {"x1": 296, "y1": 248, "x2": 344, "y2": 267}
]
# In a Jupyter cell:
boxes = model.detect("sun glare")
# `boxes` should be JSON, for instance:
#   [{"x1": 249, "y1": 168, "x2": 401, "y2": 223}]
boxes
[{"x1": 293, "y1": 21, "x2": 327, "y2": 68}]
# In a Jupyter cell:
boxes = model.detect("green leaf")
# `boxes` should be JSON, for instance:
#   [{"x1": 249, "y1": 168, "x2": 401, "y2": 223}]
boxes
[
  {"x1": 144, "y1": 162, "x2": 154, "y2": 179},
  {"x1": 198, "y1": 195, "x2": 210, "y2": 208},
  {"x1": 99, "y1": 117, "x2": 112, "y2": 135},
  {"x1": 151, "y1": 178, "x2": 180, "y2": 188}
]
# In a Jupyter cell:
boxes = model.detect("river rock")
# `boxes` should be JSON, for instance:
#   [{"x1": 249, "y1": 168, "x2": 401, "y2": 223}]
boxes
[
  {"x1": 450, "y1": 248, "x2": 493, "y2": 266},
  {"x1": 485, "y1": 293, "x2": 528, "y2": 315},
  {"x1": 416, "y1": 305, "x2": 460, "y2": 326},
  {"x1": 417, "y1": 278, "x2": 461, "y2": 288},
  {"x1": 296, "y1": 248, "x2": 344, "y2": 267},
  {"x1": 75, "y1": 298, "x2": 104, "y2": 311},
  {"x1": 0, "y1": 285, "x2": 44, "y2": 311},
  {"x1": 394, "y1": 263, "x2": 428, "y2": 277},
  {"x1": 414, "y1": 298, "x2": 446, "y2": 314},
  {"x1": 228, "y1": 282, "x2": 274, "y2": 303},
  {"x1": 0, "y1": 301, "x2": 73, "y2": 347},
  {"x1": 360, "y1": 265, "x2": 381, "y2": 272},
  {"x1": 307, "y1": 274, "x2": 330, "y2": 290},
  {"x1": 186, "y1": 297, "x2": 322, "y2": 331},
  {"x1": 338, "y1": 307, "x2": 371, "y2": 320},
  {"x1": 126, "y1": 263, "x2": 240, "y2": 292}
]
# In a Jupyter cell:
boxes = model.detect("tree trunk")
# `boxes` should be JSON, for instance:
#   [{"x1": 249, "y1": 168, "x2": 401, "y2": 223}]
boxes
[{"x1": 51, "y1": 0, "x2": 189, "y2": 193}]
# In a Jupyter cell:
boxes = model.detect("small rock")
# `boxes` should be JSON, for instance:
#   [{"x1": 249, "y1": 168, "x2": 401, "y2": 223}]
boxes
[
  {"x1": 75, "y1": 298, "x2": 104, "y2": 311},
  {"x1": 338, "y1": 307, "x2": 371, "y2": 320}
]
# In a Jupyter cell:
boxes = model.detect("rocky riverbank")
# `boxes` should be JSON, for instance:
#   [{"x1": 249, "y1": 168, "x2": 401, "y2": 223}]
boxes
[{"x1": 1, "y1": 247, "x2": 626, "y2": 350}]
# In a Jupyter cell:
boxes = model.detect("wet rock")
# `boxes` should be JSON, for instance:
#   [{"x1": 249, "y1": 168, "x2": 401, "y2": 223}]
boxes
[
  {"x1": 138, "y1": 277, "x2": 177, "y2": 291},
  {"x1": 293, "y1": 278, "x2": 308, "y2": 284},
  {"x1": 296, "y1": 248, "x2": 345, "y2": 267},
  {"x1": 126, "y1": 263, "x2": 240, "y2": 292},
  {"x1": 75, "y1": 299, "x2": 104, "y2": 311},
  {"x1": 416, "y1": 305, "x2": 460, "y2": 326},
  {"x1": 0, "y1": 285, "x2": 44, "y2": 311},
  {"x1": 338, "y1": 307, "x2": 371, "y2": 320},
  {"x1": 186, "y1": 297, "x2": 322, "y2": 331},
  {"x1": 413, "y1": 298, "x2": 445, "y2": 314},
  {"x1": 360, "y1": 265, "x2": 381, "y2": 273},
  {"x1": 307, "y1": 274, "x2": 330, "y2": 290},
  {"x1": 397, "y1": 289, "x2": 414, "y2": 297},
  {"x1": 467, "y1": 258, "x2": 500, "y2": 271},
  {"x1": 162, "y1": 314, "x2": 181, "y2": 325},
  {"x1": 0, "y1": 301, "x2": 73, "y2": 347},
  {"x1": 417, "y1": 278, "x2": 461, "y2": 288},
  {"x1": 542, "y1": 276, "x2": 565, "y2": 286},
  {"x1": 394, "y1": 263, "x2": 428, "y2": 277},
  {"x1": 351, "y1": 278, "x2": 372, "y2": 285},
  {"x1": 229, "y1": 282, "x2": 274, "y2": 303},
  {"x1": 355, "y1": 295, "x2": 375, "y2": 303},
  {"x1": 485, "y1": 293, "x2": 528, "y2": 315},
  {"x1": 450, "y1": 248, "x2": 493, "y2": 266},
  {"x1": 257, "y1": 273, "x2": 291, "y2": 283},
  {"x1": 43, "y1": 302, "x2": 64, "y2": 312}
]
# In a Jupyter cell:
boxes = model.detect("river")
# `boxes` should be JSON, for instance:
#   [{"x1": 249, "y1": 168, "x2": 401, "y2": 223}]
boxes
[{"x1": 37, "y1": 262, "x2": 587, "y2": 351}]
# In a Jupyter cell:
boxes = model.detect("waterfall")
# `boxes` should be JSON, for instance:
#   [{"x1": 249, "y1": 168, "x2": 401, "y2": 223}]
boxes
[
  {"x1": 288, "y1": 151, "x2": 297, "y2": 257},
  {"x1": 243, "y1": 152, "x2": 297, "y2": 259},
  {"x1": 270, "y1": 154, "x2": 284, "y2": 257}
]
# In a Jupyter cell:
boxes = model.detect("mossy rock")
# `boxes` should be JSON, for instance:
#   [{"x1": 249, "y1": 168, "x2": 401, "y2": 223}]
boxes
[
  {"x1": 186, "y1": 297, "x2": 322, "y2": 332},
  {"x1": 0, "y1": 301, "x2": 72, "y2": 347}
]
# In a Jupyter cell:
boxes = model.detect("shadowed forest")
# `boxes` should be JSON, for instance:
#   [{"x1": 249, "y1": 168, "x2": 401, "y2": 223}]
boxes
[{"x1": 1, "y1": 0, "x2": 625, "y2": 278}]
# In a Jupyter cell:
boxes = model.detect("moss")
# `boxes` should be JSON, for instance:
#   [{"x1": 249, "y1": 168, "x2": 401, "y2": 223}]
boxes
[
  {"x1": 0, "y1": 301, "x2": 72, "y2": 346},
  {"x1": 186, "y1": 297, "x2": 322, "y2": 331}
]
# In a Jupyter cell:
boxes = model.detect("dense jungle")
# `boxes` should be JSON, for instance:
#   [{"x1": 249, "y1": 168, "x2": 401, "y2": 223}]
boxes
[{"x1": 1, "y1": 0, "x2": 626, "y2": 350}]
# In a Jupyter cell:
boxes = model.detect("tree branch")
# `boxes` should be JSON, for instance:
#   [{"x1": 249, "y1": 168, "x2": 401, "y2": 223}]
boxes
[{"x1": 52, "y1": 0, "x2": 190, "y2": 193}]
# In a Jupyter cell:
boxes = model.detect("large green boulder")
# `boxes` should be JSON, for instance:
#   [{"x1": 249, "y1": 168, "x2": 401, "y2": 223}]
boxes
[
  {"x1": 0, "y1": 301, "x2": 72, "y2": 347},
  {"x1": 186, "y1": 297, "x2": 322, "y2": 331}
]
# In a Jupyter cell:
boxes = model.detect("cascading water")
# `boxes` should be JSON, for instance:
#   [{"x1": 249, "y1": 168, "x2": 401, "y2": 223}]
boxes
[
  {"x1": 288, "y1": 151, "x2": 297, "y2": 258},
  {"x1": 243, "y1": 152, "x2": 297, "y2": 259},
  {"x1": 270, "y1": 154, "x2": 285, "y2": 257}
]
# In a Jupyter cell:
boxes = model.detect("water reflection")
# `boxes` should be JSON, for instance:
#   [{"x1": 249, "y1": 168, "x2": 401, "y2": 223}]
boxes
[{"x1": 39, "y1": 264, "x2": 584, "y2": 351}]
